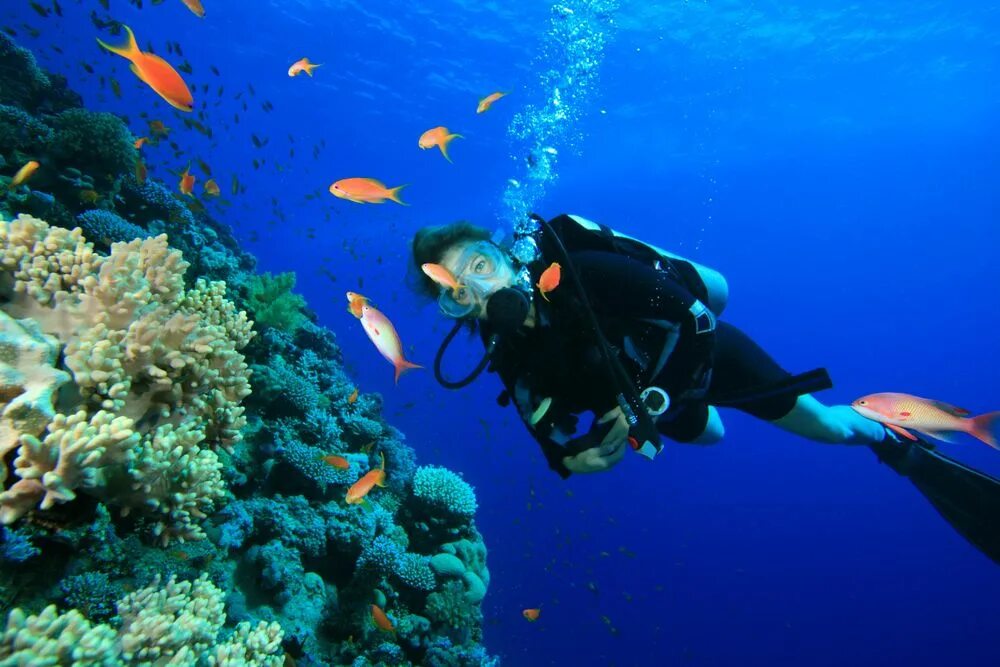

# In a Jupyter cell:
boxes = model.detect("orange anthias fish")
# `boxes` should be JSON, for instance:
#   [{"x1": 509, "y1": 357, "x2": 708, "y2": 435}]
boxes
[
  {"x1": 346, "y1": 291, "x2": 370, "y2": 319},
  {"x1": 329, "y1": 178, "x2": 407, "y2": 205},
  {"x1": 180, "y1": 0, "x2": 206, "y2": 18},
  {"x1": 536, "y1": 262, "x2": 561, "y2": 301},
  {"x1": 418, "y1": 126, "x2": 463, "y2": 162},
  {"x1": 322, "y1": 454, "x2": 350, "y2": 470},
  {"x1": 523, "y1": 608, "x2": 541, "y2": 622},
  {"x1": 9, "y1": 160, "x2": 39, "y2": 189},
  {"x1": 348, "y1": 388, "x2": 359, "y2": 404},
  {"x1": 371, "y1": 604, "x2": 395, "y2": 633},
  {"x1": 346, "y1": 452, "x2": 386, "y2": 504},
  {"x1": 134, "y1": 136, "x2": 149, "y2": 149},
  {"x1": 477, "y1": 91, "x2": 508, "y2": 114},
  {"x1": 852, "y1": 392, "x2": 999, "y2": 449},
  {"x1": 288, "y1": 57, "x2": 321, "y2": 77},
  {"x1": 97, "y1": 25, "x2": 194, "y2": 112},
  {"x1": 135, "y1": 159, "x2": 147, "y2": 185},
  {"x1": 204, "y1": 179, "x2": 220, "y2": 196},
  {"x1": 421, "y1": 263, "x2": 463, "y2": 295},
  {"x1": 179, "y1": 164, "x2": 196, "y2": 196},
  {"x1": 359, "y1": 304, "x2": 422, "y2": 383}
]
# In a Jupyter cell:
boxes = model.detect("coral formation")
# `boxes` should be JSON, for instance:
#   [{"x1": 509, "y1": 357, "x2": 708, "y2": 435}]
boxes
[
  {"x1": 0, "y1": 215, "x2": 252, "y2": 543},
  {"x1": 0, "y1": 33, "x2": 496, "y2": 667},
  {"x1": 0, "y1": 574, "x2": 284, "y2": 666}
]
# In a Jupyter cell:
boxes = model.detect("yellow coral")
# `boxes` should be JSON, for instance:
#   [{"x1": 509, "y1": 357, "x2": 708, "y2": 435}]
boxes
[
  {"x1": 0, "y1": 574, "x2": 284, "y2": 666},
  {"x1": 0, "y1": 214, "x2": 254, "y2": 542}
]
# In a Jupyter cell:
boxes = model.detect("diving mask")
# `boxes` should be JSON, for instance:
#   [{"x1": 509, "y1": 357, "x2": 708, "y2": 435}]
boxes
[{"x1": 437, "y1": 241, "x2": 514, "y2": 318}]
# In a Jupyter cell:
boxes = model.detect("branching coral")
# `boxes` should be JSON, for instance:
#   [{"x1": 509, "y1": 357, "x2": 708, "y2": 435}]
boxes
[
  {"x1": 0, "y1": 574, "x2": 284, "y2": 666},
  {"x1": 0, "y1": 214, "x2": 254, "y2": 543}
]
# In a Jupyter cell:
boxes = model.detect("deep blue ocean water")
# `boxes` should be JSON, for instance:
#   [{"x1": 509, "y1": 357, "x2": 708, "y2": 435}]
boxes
[{"x1": 6, "y1": 0, "x2": 998, "y2": 664}]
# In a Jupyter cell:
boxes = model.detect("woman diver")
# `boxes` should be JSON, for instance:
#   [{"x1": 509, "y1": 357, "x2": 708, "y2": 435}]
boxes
[{"x1": 411, "y1": 213, "x2": 1000, "y2": 563}]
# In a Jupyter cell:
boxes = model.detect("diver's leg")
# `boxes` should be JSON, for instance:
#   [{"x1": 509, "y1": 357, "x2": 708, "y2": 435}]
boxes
[
  {"x1": 688, "y1": 263, "x2": 729, "y2": 315},
  {"x1": 771, "y1": 394, "x2": 886, "y2": 445},
  {"x1": 691, "y1": 406, "x2": 725, "y2": 444}
]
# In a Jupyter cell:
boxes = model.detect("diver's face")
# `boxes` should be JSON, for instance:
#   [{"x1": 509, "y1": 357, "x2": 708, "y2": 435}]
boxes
[{"x1": 439, "y1": 240, "x2": 515, "y2": 319}]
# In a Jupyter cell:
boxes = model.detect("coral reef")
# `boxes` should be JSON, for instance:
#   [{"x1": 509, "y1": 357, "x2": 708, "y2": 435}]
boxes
[
  {"x1": 0, "y1": 34, "x2": 496, "y2": 666},
  {"x1": 0, "y1": 214, "x2": 252, "y2": 543}
]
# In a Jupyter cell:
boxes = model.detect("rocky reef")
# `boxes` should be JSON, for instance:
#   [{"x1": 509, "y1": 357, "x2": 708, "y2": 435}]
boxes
[{"x1": 0, "y1": 33, "x2": 496, "y2": 666}]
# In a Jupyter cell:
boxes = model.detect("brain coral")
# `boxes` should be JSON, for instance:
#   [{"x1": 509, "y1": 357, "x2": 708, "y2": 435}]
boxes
[{"x1": 0, "y1": 214, "x2": 254, "y2": 544}]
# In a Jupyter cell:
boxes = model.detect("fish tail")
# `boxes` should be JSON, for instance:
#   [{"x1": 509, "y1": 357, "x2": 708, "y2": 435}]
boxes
[
  {"x1": 968, "y1": 411, "x2": 1000, "y2": 450},
  {"x1": 97, "y1": 24, "x2": 139, "y2": 60},
  {"x1": 388, "y1": 185, "x2": 408, "y2": 206},
  {"x1": 393, "y1": 359, "x2": 422, "y2": 383},
  {"x1": 306, "y1": 62, "x2": 322, "y2": 76}
]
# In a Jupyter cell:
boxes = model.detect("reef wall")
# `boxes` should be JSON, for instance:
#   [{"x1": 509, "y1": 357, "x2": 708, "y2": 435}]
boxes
[{"x1": 0, "y1": 33, "x2": 496, "y2": 667}]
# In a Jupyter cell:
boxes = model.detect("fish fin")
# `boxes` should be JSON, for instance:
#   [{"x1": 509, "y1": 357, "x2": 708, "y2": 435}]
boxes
[
  {"x1": 917, "y1": 429, "x2": 961, "y2": 444},
  {"x1": 886, "y1": 423, "x2": 918, "y2": 441},
  {"x1": 393, "y1": 360, "x2": 423, "y2": 384},
  {"x1": 438, "y1": 143, "x2": 453, "y2": 163},
  {"x1": 968, "y1": 411, "x2": 1000, "y2": 450},
  {"x1": 388, "y1": 185, "x2": 408, "y2": 206},
  {"x1": 306, "y1": 63, "x2": 321, "y2": 76},
  {"x1": 928, "y1": 400, "x2": 971, "y2": 417},
  {"x1": 96, "y1": 24, "x2": 139, "y2": 60}
]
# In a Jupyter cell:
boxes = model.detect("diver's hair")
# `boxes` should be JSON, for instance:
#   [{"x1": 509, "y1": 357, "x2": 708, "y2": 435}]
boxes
[{"x1": 410, "y1": 221, "x2": 493, "y2": 299}]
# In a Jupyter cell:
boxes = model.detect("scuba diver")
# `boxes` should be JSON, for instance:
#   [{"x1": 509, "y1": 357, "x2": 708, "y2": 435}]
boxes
[{"x1": 411, "y1": 213, "x2": 1000, "y2": 564}]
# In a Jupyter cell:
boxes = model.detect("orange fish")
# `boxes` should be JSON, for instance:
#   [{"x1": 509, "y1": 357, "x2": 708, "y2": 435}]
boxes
[
  {"x1": 348, "y1": 388, "x2": 359, "y2": 404},
  {"x1": 371, "y1": 604, "x2": 394, "y2": 633},
  {"x1": 179, "y1": 164, "x2": 196, "y2": 196},
  {"x1": 134, "y1": 136, "x2": 148, "y2": 149},
  {"x1": 346, "y1": 452, "x2": 386, "y2": 504},
  {"x1": 9, "y1": 160, "x2": 39, "y2": 189},
  {"x1": 180, "y1": 0, "x2": 205, "y2": 18},
  {"x1": 135, "y1": 159, "x2": 147, "y2": 185},
  {"x1": 523, "y1": 608, "x2": 541, "y2": 622},
  {"x1": 148, "y1": 120, "x2": 170, "y2": 137},
  {"x1": 329, "y1": 178, "x2": 407, "y2": 205},
  {"x1": 204, "y1": 179, "x2": 220, "y2": 196},
  {"x1": 477, "y1": 91, "x2": 508, "y2": 114},
  {"x1": 360, "y1": 304, "x2": 422, "y2": 383},
  {"x1": 97, "y1": 25, "x2": 194, "y2": 112},
  {"x1": 852, "y1": 392, "x2": 999, "y2": 449},
  {"x1": 421, "y1": 263, "x2": 464, "y2": 295},
  {"x1": 288, "y1": 57, "x2": 321, "y2": 77},
  {"x1": 536, "y1": 262, "x2": 561, "y2": 301},
  {"x1": 346, "y1": 291, "x2": 370, "y2": 319},
  {"x1": 418, "y1": 126, "x2": 463, "y2": 162},
  {"x1": 322, "y1": 454, "x2": 350, "y2": 470}
]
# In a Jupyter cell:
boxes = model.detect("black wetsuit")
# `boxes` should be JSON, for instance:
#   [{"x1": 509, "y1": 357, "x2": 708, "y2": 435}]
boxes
[{"x1": 482, "y1": 214, "x2": 799, "y2": 477}]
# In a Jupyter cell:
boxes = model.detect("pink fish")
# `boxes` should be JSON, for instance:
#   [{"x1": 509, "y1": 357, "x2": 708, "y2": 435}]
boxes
[
  {"x1": 852, "y1": 392, "x2": 999, "y2": 450},
  {"x1": 360, "y1": 304, "x2": 422, "y2": 383}
]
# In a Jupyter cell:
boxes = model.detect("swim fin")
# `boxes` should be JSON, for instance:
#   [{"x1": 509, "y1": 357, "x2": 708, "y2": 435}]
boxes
[{"x1": 869, "y1": 436, "x2": 1000, "y2": 565}]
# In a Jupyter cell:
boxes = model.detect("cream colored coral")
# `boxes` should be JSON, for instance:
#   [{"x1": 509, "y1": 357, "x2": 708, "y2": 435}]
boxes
[
  {"x1": 1, "y1": 575, "x2": 285, "y2": 665},
  {"x1": 0, "y1": 214, "x2": 254, "y2": 542},
  {"x1": 0, "y1": 410, "x2": 139, "y2": 523},
  {"x1": 0, "y1": 605, "x2": 122, "y2": 666},
  {"x1": 118, "y1": 574, "x2": 226, "y2": 663},
  {"x1": 208, "y1": 621, "x2": 285, "y2": 667},
  {"x1": 122, "y1": 421, "x2": 226, "y2": 546},
  {"x1": 0, "y1": 311, "x2": 69, "y2": 481},
  {"x1": 0, "y1": 214, "x2": 103, "y2": 309}
]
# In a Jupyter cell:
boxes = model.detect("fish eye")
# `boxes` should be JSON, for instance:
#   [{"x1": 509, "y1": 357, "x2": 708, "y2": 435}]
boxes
[{"x1": 859, "y1": 400, "x2": 867, "y2": 405}]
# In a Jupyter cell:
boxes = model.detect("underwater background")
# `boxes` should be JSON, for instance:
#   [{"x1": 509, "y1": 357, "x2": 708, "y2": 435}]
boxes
[{"x1": 1, "y1": 0, "x2": 998, "y2": 665}]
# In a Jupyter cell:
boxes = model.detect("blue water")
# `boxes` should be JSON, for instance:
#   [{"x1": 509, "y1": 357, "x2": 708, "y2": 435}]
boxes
[{"x1": 7, "y1": 0, "x2": 999, "y2": 664}]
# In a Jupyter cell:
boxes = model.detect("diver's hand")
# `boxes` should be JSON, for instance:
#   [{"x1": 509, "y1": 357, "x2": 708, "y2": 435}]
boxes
[
  {"x1": 562, "y1": 440, "x2": 627, "y2": 474},
  {"x1": 562, "y1": 407, "x2": 630, "y2": 474}
]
